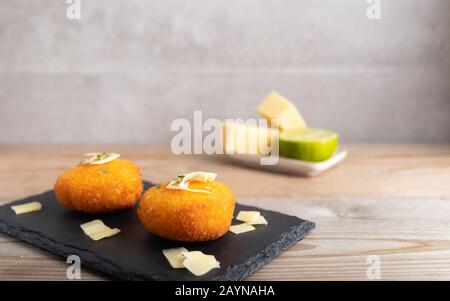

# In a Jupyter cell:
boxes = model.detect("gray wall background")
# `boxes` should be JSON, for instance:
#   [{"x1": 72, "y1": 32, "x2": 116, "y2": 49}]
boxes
[{"x1": 0, "y1": 0, "x2": 449, "y2": 143}]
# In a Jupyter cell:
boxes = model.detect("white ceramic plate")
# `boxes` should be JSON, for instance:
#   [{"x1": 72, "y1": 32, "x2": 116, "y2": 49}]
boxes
[{"x1": 224, "y1": 149, "x2": 348, "y2": 177}]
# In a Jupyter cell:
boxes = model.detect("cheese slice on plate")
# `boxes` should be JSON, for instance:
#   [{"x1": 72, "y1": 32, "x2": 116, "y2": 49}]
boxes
[
  {"x1": 162, "y1": 247, "x2": 189, "y2": 268},
  {"x1": 11, "y1": 201, "x2": 42, "y2": 215}
]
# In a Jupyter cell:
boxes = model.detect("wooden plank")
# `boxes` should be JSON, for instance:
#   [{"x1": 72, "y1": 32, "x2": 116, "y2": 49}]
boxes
[
  {"x1": 1, "y1": 144, "x2": 449, "y2": 201},
  {"x1": 0, "y1": 144, "x2": 449, "y2": 280}
]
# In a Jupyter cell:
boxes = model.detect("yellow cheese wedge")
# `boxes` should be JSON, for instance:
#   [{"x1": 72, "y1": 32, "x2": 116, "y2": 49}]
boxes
[
  {"x1": 222, "y1": 121, "x2": 278, "y2": 155},
  {"x1": 236, "y1": 211, "x2": 260, "y2": 223},
  {"x1": 257, "y1": 91, "x2": 307, "y2": 132},
  {"x1": 181, "y1": 251, "x2": 220, "y2": 276},
  {"x1": 80, "y1": 219, "x2": 120, "y2": 241},
  {"x1": 229, "y1": 223, "x2": 256, "y2": 234},
  {"x1": 162, "y1": 247, "x2": 189, "y2": 268},
  {"x1": 11, "y1": 201, "x2": 42, "y2": 215}
]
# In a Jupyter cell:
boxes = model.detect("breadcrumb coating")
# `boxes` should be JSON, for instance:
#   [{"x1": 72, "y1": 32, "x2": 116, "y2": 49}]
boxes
[
  {"x1": 137, "y1": 181, "x2": 235, "y2": 242},
  {"x1": 55, "y1": 159, "x2": 143, "y2": 214}
]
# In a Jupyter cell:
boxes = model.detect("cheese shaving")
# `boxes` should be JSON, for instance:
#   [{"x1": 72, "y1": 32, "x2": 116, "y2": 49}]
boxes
[
  {"x1": 11, "y1": 202, "x2": 42, "y2": 215},
  {"x1": 81, "y1": 152, "x2": 120, "y2": 165},
  {"x1": 236, "y1": 211, "x2": 261, "y2": 223},
  {"x1": 162, "y1": 247, "x2": 189, "y2": 268},
  {"x1": 80, "y1": 219, "x2": 120, "y2": 241},
  {"x1": 247, "y1": 215, "x2": 268, "y2": 225},
  {"x1": 166, "y1": 171, "x2": 217, "y2": 194},
  {"x1": 229, "y1": 223, "x2": 256, "y2": 234},
  {"x1": 181, "y1": 251, "x2": 220, "y2": 276}
]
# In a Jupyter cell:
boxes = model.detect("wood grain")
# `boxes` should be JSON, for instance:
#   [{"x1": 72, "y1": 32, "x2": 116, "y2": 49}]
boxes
[{"x1": 0, "y1": 144, "x2": 449, "y2": 280}]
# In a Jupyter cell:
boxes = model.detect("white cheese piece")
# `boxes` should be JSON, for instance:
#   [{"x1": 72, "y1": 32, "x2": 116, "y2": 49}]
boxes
[
  {"x1": 11, "y1": 202, "x2": 42, "y2": 215},
  {"x1": 181, "y1": 251, "x2": 220, "y2": 276},
  {"x1": 162, "y1": 247, "x2": 189, "y2": 268},
  {"x1": 166, "y1": 171, "x2": 217, "y2": 194},
  {"x1": 90, "y1": 228, "x2": 121, "y2": 241},
  {"x1": 222, "y1": 121, "x2": 278, "y2": 155},
  {"x1": 80, "y1": 219, "x2": 120, "y2": 241},
  {"x1": 80, "y1": 219, "x2": 106, "y2": 235},
  {"x1": 229, "y1": 223, "x2": 256, "y2": 234},
  {"x1": 81, "y1": 152, "x2": 120, "y2": 165},
  {"x1": 182, "y1": 171, "x2": 217, "y2": 183},
  {"x1": 236, "y1": 211, "x2": 261, "y2": 223},
  {"x1": 165, "y1": 183, "x2": 211, "y2": 194},
  {"x1": 247, "y1": 215, "x2": 268, "y2": 225}
]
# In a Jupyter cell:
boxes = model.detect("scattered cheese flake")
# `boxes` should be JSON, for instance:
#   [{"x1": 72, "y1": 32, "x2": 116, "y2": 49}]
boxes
[
  {"x1": 236, "y1": 211, "x2": 261, "y2": 223},
  {"x1": 11, "y1": 201, "x2": 42, "y2": 215},
  {"x1": 90, "y1": 228, "x2": 121, "y2": 241},
  {"x1": 247, "y1": 215, "x2": 268, "y2": 225},
  {"x1": 80, "y1": 219, "x2": 120, "y2": 241},
  {"x1": 181, "y1": 251, "x2": 220, "y2": 276},
  {"x1": 80, "y1": 219, "x2": 105, "y2": 235},
  {"x1": 229, "y1": 223, "x2": 256, "y2": 234},
  {"x1": 162, "y1": 247, "x2": 189, "y2": 268}
]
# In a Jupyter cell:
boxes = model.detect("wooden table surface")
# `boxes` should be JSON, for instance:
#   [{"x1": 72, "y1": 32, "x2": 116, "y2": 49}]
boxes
[{"x1": 1, "y1": 144, "x2": 450, "y2": 280}]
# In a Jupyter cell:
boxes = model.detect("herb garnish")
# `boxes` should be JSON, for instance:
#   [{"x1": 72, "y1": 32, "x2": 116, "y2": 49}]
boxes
[{"x1": 172, "y1": 174, "x2": 185, "y2": 184}]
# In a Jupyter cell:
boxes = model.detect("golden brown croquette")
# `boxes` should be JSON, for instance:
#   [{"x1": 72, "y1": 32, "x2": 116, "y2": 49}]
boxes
[
  {"x1": 137, "y1": 181, "x2": 235, "y2": 242},
  {"x1": 55, "y1": 159, "x2": 143, "y2": 214}
]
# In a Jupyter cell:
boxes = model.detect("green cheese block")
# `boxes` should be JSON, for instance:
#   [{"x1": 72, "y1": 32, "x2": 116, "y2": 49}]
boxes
[{"x1": 279, "y1": 128, "x2": 339, "y2": 162}]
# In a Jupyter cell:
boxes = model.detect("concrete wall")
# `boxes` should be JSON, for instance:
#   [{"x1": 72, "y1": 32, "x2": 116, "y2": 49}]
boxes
[{"x1": 1, "y1": 0, "x2": 449, "y2": 143}]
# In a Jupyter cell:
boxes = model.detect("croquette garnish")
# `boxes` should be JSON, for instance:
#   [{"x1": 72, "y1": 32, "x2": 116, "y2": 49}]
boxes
[
  {"x1": 80, "y1": 152, "x2": 121, "y2": 165},
  {"x1": 172, "y1": 174, "x2": 185, "y2": 184},
  {"x1": 166, "y1": 172, "x2": 217, "y2": 194},
  {"x1": 98, "y1": 168, "x2": 108, "y2": 174}
]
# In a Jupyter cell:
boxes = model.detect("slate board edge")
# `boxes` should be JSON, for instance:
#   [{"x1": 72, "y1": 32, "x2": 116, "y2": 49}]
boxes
[
  {"x1": 213, "y1": 220, "x2": 316, "y2": 281},
  {"x1": 0, "y1": 185, "x2": 317, "y2": 280},
  {"x1": 0, "y1": 215, "x2": 316, "y2": 281},
  {"x1": 0, "y1": 219, "x2": 148, "y2": 280}
]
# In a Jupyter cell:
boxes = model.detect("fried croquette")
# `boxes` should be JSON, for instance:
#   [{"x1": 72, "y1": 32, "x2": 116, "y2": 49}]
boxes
[
  {"x1": 137, "y1": 180, "x2": 235, "y2": 242},
  {"x1": 55, "y1": 159, "x2": 143, "y2": 214}
]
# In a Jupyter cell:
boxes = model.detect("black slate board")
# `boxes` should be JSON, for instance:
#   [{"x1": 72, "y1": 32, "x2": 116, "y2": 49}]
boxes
[{"x1": 0, "y1": 182, "x2": 315, "y2": 281}]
